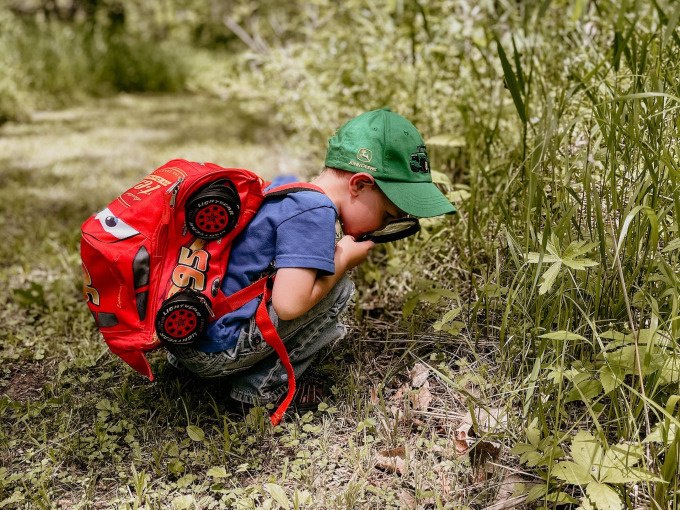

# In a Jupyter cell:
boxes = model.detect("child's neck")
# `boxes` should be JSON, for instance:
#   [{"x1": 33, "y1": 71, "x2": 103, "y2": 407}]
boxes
[{"x1": 311, "y1": 171, "x2": 346, "y2": 216}]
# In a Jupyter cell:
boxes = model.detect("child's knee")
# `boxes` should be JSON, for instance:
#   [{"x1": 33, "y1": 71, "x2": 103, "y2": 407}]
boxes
[{"x1": 328, "y1": 275, "x2": 355, "y2": 316}]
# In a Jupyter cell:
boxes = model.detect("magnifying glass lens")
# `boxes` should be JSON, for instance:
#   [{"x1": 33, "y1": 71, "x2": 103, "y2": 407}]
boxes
[{"x1": 359, "y1": 218, "x2": 420, "y2": 243}]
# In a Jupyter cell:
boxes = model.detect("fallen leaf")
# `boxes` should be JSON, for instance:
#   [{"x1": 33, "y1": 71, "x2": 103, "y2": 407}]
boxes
[
  {"x1": 454, "y1": 405, "x2": 509, "y2": 456},
  {"x1": 370, "y1": 385, "x2": 379, "y2": 405},
  {"x1": 375, "y1": 446, "x2": 407, "y2": 475},
  {"x1": 410, "y1": 380, "x2": 433, "y2": 411},
  {"x1": 398, "y1": 490, "x2": 417, "y2": 509},
  {"x1": 390, "y1": 405, "x2": 401, "y2": 420},
  {"x1": 392, "y1": 383, "x2": 409, "y2": 401},
  {"x1": 455, "y1": 415, "x2": 474, "y2": 455},
  {"x1": 410, "y1": 363, "x2": 430, "y2": 387},
  {"x1": 473, "y1": 407, "x2": 508, "y2": 433},
  {"x1": 470, "y1": 439, "x2": 502, "y2": 474},
  {"x1": 434, "y1": 462, "x2": 455, "y2": 498}
]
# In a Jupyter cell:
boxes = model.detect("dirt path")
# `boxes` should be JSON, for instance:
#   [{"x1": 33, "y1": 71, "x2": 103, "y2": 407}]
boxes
[
  {"x1": 0, "y1": 93, "x2": 301, "y2": 188},
  {"x1": 0, "y1": 92, "x2": 304, "y2": 289}
]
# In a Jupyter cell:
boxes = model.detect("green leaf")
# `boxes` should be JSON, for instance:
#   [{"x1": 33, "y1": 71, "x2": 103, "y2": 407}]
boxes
[
  {"x1": 186, "y1": 425, "x2": 205, "y2": 442},
  {"x1": 546, "y1": 491, "x2": 579, "y2": 504},
  {"x1": 402, "y1": 295, "x2": 419, "y2": 318},
  {"x1": 522, "y1": 451, "x2": 546, "y2": 467},
  {"x1": 598, "y1": 444, "x2": 644, "y2": 483},
  {"x1": 207, "y1": 466, "x2": 228, "y2": 478},
  {"x1": 659, "y1": 355, "x2": 680, "y2": 384},
  {"x1": 293, "y1": 489, "x2": 312, "y2": 507},
  {"x1": 613, "y1": 205, "x2": 659, "y2": 265},
  {"x1": 604, "y1": 443, "x2": 643, "y2": 468},
  {"x1": 551, "y1": 461, "x2": 592, "y2": 484},
  {"x1": 495, "y1": 34, "x2": 526, "y2": 123},
  {"x1": 527, "y1": 422, "x2": 541, "y2": 447},
  {"x1": 433, "y1": 307, "x2": 464, "y2": 335},
  {"x1": 403, "y1": 287, "x2": 456, "y2": 318},
  {"x1": 600, "y1": 466, "x2": 660, "y2": 484},
  {"x1": 602, "y1": 346, "x2": 638, "y2": 373},
  {"x1": 661, "y1": 237, "x2": 680, "y2": 253},
  {"x1": 563, "y1": 240, "x2": 598, "y2": 259},
  {"x1": 171, "y1": 495, "x2": 196, "y2": 510},
  {"x1": 565, "y1": 379, "x2": 603, "y2": 403},
  {"x1": 585, "y1": 482, "x2": 623, "y2": 510},
  {"x1": 95, "y1": 399, "x2": 112, "y2": 411},
  {"x1": 168, "y1": 459, "x2": 184, "y2": 475},
  {"x1": 600, "y1": 329, "x2": 626, "y2": 341},
  {"x1": 540, "y1": 330, "x2": 587, "y2": 341},
  {"x1": 263, "y1": 483, "x2": 290, "y2": 510},
  {"x1": 526, "y1": 484, "x2": 548, "y2": 503},
  {"x1": 599, "y1": 366, "x2": 625, "y2": 394},
  {"x1": 510, "y1": 443, "x2": 536, "y2": 455},
  {"x1": 578, "y1": 496, "x2": 595, "y2": 510},
  {"x1": 572, "y1": 0, "x2": 586, "y2": 20},
  {"x1": 539, "y1": 261, "x2": 562, "y2": 295},
  {"x1": 562, "y1": 257, "x2": 599, "y2": 270},
  {"x1": 526, "y1": 252, "x2": 561, "y2": 263},
  {"x1": 571, "y1": 431, "x2": 603, "y2": 470},
  {"x1": 643, "y1": 422, "x2": 679, "y2": 445}
]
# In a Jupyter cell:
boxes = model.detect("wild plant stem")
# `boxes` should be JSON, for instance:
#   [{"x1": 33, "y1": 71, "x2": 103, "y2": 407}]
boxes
[{"x1": 609, "y1": 222, "x2": 651, "y2": 438}]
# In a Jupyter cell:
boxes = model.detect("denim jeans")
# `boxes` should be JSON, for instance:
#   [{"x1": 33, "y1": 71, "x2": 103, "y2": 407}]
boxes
[{"x1": 166, "y1": 276, "x2": 355, "y2": 404}]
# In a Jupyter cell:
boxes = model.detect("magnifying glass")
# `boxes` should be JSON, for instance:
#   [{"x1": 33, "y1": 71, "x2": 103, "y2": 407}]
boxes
[{"x1": 358, "y1": 218, "x2": 420, "y2": 244}]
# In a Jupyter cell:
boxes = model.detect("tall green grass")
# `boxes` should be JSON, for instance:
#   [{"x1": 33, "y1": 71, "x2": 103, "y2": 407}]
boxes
[
  {"x1": 235, "y1": 0, "x2": 680, "y2": 506},
  {"x1": 0, "y1": 9, "x2": 189, "y2": 122},
  {"x1": 469, "y1": 3, "x2": 680, "y2": 507}
]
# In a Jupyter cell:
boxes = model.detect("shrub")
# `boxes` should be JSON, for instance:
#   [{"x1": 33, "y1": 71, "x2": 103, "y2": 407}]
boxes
[{"x1": 0, "y1": 7, "x2": 190, "y2": 121}]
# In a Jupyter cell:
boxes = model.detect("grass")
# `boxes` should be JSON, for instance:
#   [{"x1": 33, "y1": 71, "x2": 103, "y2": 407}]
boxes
[
  {"x1": 0, "y1": 94, "x2": 505, "y2": 509},
  {"x1": 4, "y1": 1, "x2": 680, "y2": 508}
]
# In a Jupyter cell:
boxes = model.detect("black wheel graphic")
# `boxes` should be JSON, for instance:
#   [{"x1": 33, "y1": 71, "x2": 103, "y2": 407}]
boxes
[
  {"x1": 155, "y1": 290, "x2": 210, "y2": 346},
  {"x1": 185, "y1": 180, "x2": 240, "y2": 240}
]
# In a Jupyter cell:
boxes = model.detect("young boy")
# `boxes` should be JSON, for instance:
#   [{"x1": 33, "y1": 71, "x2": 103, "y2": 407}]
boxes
[{"x1": 166, "y1": 108, "x2": 456, "y2": 406}]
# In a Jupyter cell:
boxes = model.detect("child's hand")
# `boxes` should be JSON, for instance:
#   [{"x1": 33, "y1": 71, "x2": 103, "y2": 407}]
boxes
[{"x1": 336, "y1": 235, "x2": 375, "y2": 271}]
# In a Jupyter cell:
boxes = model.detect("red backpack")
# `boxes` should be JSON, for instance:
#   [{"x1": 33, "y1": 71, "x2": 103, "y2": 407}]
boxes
[{"x1": 80, "y1": 159, "x2": 322, "y2": 425}]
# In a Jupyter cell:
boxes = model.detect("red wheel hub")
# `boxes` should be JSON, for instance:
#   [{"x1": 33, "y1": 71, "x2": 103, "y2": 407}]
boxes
[
  {"x1": 164, "y1": 308, "x2": 198, "y2": 338},
  {"x1": 195, "y1": 204, "x2": 228, "y2": 233}
]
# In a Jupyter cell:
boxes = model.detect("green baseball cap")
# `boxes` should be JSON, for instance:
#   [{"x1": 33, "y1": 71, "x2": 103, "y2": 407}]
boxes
[{"x1": 324, "y1": 108, "x2": 456, "y2": 218}]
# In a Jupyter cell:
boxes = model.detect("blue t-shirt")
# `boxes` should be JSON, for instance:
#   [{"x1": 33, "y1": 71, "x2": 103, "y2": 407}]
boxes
[{"x1": 199, "y1": 190, "x2": 338, "y2": 352}]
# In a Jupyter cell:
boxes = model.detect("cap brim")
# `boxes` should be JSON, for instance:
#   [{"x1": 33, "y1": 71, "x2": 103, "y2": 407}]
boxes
[{"x1": 376, "y1": 179, "x2": 457, "y2": 218}]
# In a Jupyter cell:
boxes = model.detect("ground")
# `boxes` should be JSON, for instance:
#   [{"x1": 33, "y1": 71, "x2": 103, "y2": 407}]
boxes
[{"x1": 0, "y1": 94, "x2": 510, "y2": 510}]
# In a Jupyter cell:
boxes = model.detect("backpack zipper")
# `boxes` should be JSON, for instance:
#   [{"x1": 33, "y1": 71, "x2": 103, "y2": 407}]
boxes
[
  {"x1": 168, "y1": 178, "x2": 184, "y2": 209},
  {"x1": 146, "y1": 178, "x2": 183, "y2": 341}
]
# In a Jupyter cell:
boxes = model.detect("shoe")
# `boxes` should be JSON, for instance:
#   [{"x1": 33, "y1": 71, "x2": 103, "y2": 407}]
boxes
[{"x1": 290, "y1": 378, "x2": 328, "y2": 414}]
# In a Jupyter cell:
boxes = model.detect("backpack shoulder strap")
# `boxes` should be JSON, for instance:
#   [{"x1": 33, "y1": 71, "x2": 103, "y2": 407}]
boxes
[
  {"x1": 263, "y1": 182, "x2": 325, "y2": 199},
  {"x1": 211, "y1": 275, "x2": 294, "y2": 426}
]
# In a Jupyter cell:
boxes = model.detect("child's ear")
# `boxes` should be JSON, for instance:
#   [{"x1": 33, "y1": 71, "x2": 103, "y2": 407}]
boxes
[{"x1": 348, "y1": 173, "x2": 376, "y2": 195}]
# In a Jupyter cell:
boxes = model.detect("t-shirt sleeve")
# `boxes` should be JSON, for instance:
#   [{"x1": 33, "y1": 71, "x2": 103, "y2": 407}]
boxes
[{"x1": 275, "y1": 205, "x2": 337, "y2": 275}]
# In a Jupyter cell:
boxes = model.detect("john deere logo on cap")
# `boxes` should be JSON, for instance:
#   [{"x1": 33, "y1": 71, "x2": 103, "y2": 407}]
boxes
[
  {"x1": 410, "y1": 145, "x2": 430, "y2": 174},
  {"x1": 357, "y1": 148, "x2": 372, "y2": 163}
]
